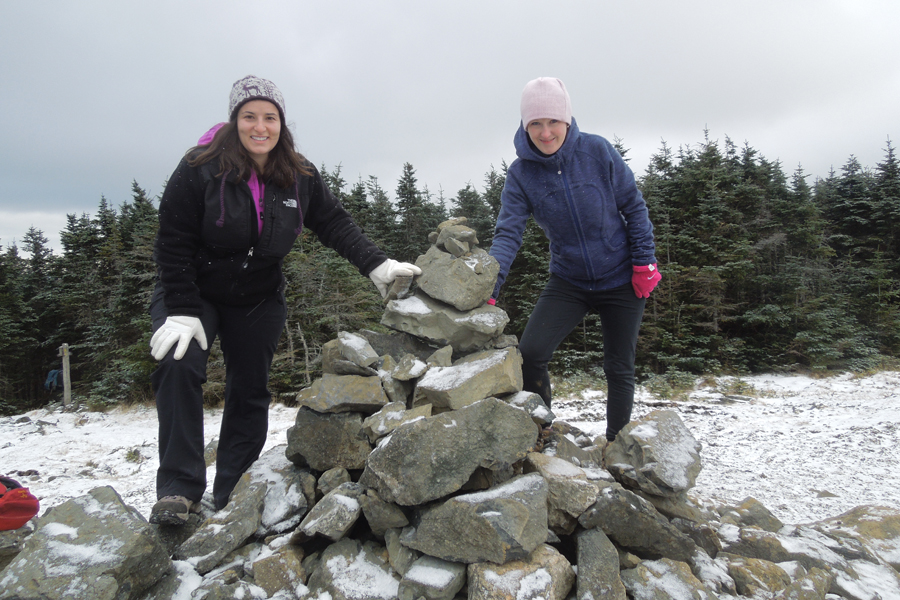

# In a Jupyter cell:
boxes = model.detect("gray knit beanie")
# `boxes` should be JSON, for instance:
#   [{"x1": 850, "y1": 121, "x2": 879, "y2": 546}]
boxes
[{"x1": 228, "y1": 75, "x2": 286, "y2": 121}]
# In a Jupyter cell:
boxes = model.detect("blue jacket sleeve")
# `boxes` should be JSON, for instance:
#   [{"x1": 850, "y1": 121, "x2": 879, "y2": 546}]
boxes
[
  {"x1": 488, "y1": 166, "x2": 532, "y2": 299},
  {"x1": 609, "y1": 146, "x2": 657, "y2": 266}
]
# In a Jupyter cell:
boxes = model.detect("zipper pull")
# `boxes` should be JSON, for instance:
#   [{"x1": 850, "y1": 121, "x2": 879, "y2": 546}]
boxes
[{"x1": 241, "y1": 247, "x2": 254, "y2": 270}]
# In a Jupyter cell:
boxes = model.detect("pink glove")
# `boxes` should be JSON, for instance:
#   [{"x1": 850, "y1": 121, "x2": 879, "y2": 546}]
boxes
[{"x1": 632, "y1": 264, "x2": 661, "y2": 298}]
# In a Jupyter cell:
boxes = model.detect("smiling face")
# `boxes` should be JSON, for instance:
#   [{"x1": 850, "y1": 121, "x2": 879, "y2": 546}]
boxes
[
  {"x1": 526, "y1": 118, "x2": 568, "y2": 155},
  {"x1": 236, "y1": 99, "x2": 281, "y2": 169}
]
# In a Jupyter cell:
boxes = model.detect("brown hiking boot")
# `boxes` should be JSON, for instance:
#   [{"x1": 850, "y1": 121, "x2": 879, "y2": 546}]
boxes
[
  {"x1": 531, "y1": 424, "x2": 554, "y2": 452},
  {"x1": 149, "y1": 495, "x2": 200, "y2": 526}
]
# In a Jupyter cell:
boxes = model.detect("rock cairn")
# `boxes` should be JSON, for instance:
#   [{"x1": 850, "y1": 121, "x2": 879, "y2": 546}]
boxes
[{"x1": 2, "y1": 217, "x2": 900, "y2": 599}]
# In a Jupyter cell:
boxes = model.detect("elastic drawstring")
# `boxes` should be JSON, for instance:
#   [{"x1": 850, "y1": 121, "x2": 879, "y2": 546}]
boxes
[{"x1": 216, "y1": 170, "x2": 229, "y2": 228}]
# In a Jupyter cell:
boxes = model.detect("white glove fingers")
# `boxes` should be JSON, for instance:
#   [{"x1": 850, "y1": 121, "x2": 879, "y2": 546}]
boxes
[
  {"x1": 151, "y1": 331, "x2": 179, "y2": 361},
  {"x1": 173, "y1": 336, "x2": 191, "y2": 361},
  {"x1": 195, "y1": 328, "x2": 209, "y2": 351}
]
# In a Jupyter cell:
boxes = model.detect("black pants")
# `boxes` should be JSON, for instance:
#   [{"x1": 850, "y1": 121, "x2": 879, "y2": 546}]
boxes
[
  {"x1": 518, "y1": 275, "x2": 645, "y2": 441},
  {"x1": 149, "y1": 284, "x2": 287, "y2": 510}
]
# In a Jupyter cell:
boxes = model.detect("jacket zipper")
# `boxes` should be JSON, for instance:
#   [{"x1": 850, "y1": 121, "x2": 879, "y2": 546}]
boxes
[
  {"x1": 241, "y1": 247, "x2": 254, "y2": 271},
  {"x1": 558, "y1": 162, "x2": 596, "y2": 281}
]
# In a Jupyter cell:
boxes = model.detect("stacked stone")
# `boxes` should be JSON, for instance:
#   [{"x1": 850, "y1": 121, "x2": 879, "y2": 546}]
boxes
[{"x1": 4, "y1": 218, "x2": 900, "y2": 598}]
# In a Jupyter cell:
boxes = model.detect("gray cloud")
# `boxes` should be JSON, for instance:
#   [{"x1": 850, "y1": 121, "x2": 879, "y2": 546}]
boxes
[{"x1": 2, "y1": 0, "x2": 898, "y2": 251}]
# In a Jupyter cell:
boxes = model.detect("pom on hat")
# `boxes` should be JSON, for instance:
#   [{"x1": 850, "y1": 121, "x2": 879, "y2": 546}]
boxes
[
  {"x1": 520, "y1": 77, "x2": 572, "y2": 126},
  {"x1": 228, "y1": 75, "x2": 286, "y2": 121}
]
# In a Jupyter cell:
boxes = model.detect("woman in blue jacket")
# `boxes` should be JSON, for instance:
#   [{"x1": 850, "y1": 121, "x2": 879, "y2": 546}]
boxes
[
  {"x1": 148, "y1": 75, "x2": 419, "y2": 525},
  {"x1": 489, "y1": 77, "x2": 660, "y2": 443}
]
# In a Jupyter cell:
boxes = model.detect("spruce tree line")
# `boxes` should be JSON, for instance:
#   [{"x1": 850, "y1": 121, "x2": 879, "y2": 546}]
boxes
[{"x1": 1, "y1": 136, "x2": 898, "y2": 414}]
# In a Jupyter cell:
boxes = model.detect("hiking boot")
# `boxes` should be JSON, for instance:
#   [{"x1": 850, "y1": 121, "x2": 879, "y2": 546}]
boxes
[
  {"x1": 531, "y1": 424, "x2": 554, "y2": 452},
  {"x1": 149, "y1": 495, "x2": 200, "y2": 526}
]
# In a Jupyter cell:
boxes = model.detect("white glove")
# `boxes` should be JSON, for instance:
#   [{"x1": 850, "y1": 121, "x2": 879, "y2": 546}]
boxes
[
  {"x1": 368, "y1": 259, "x2": 422, "y2": 299},
  {"x1": 150, "y1": 316, "x2": 208, "y2": 361}
]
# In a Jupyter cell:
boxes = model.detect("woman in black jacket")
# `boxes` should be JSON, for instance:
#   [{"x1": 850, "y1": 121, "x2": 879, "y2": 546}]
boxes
[{"x1": 148, "y1": 75, "x2": 418, "y2": 525}]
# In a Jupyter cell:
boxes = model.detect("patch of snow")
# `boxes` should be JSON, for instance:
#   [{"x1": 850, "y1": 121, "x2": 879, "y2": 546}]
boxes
[{"x1": 390, "y1": 296, "x2": 431, "y2": 315}]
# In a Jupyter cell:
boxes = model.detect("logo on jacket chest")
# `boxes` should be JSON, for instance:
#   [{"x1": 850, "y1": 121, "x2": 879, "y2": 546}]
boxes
[{"x1": 283, "y1": 198, "x2": 297, "y2": 208}]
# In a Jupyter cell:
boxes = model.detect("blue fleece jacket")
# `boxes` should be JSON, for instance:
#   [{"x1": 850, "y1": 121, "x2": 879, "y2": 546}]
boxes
[{"x1": 489, "y1": 118, "x2": 657, "y2": 298}]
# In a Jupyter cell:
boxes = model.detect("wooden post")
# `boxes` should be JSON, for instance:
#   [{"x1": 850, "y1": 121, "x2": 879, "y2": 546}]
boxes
[{"x1": 58, "y1": 343, "x2": 72, "y2": 408}]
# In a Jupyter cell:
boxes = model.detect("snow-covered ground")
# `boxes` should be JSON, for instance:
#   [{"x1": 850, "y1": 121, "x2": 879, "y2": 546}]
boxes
[
  {"x1": 1, "y1": 371, "x2": 898, "y2": 527},
  {"x1": 553, "y1": 370, "x2": 900, "y2": 525}
]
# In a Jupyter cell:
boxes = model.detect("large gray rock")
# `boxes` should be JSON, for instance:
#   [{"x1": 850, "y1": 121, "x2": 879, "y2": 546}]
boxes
[
  {"x1": 381, "y1": 290, "x2": 509, "y2": 354},
  {"x1": 248, "y1": 445, "x2": 316, "y2": 537},
  {"x1": 414, "y1": 347, "x2": 523, "y2": 410},
  {"x1": 716, "y1": 523, "x2": 853, "y2": 573},
  {"x1": 398, "y1": 555, "x2": 466, "y2": 600},
  {"x1": 359, "y1": 398, "x2": 537, "y2": 506},
  {"x1": 717, "y1": 552, "x2": 790, "y2": 596},
  {"x1": 189, "y1": 575, "x2": 268, "y2": 600},
  {"x1": 0, "y1": 486, "x2": 170, "y2": 600},
  {"x1": 467, "y1": 544, "x2": 575, "y2": 600},
  {"x1": 322, "y1": 337, "x2": 379, "y2": 376},
  {"x1": 400, "y1": 473, "x2": 548, "y2": 564},
  {"x1": 285, "y1": 407, "x2": 373, "y2": 471},
  {"x1": 604, "y1": 409, "x2": 702, "y2": 498},
  {"x1": 812, "y1": 504, "x2": 900, "y2": 571},
  {"x1": 576, "y1": 526, "x2": 627, "y2": 600},
  {"x1": 175, "y1": 473, "x2": 267, "y2": 574},
  {"x1": 385, "y1": 527, "x2": 421, "y2": 577},
  {"x1": 578, "y1": 481, "x2": 697, "y2": 562},
  {"x1": 249, "y1": 544, "x2": 307, "y2": 599},
  {"x1": 392, "y1": 354, "x2": 430, "y2": 381},
  {"x1": 771, "y1": 567, "x2": 833, "y2": 600},
  {"x1": 831, "y1": 559, "x2": 900, "y2": 600},
  {"x1": 524, "y1": 452, "x2": 598, "y2": 518},
  {"x1": 0, "y1": 521, "x2": 32, "y2": 572},
  {"x1": 303, "y1": 538, "x2": 400, "y2": 600},
  {"x1": 687, "y1": 547, "x2": 736, "y2": 595},
  {"x1": 336, "y1": 330, "x2": 380, "y2": 367},
  {"x1": 621, "y1": 558, "x2": 718, "y2": 600},
  {"x1": 358, "y1": 329, "x2": 440, "y2": 362},
  {"x1": 293, "y1": 482, "x2": 364, "y2": 543},
  {"x1": 504, "y1": 390, "x2": 556, "y2": 425},
  {"x1": 295, "y1": 373, "x2": 389, "y2": 414},
  {"x1": 358, "y1": 490, "x2": 409, "y2": 537},
  {"x1": 362, "y1": 402, "x2": 432, "y2": 443},
  {"x1": 415, "y1": 245, "x2": 499, "y2": 311},
  {"x1": 720, "y1": 496, "x2": 785, "y2": 533},
  {"x1": 434, "y1": 220, "x2": 479, "y2": 249},
  {"x1": 136, "y1": 560, "x2": 201, "y2": 600}
]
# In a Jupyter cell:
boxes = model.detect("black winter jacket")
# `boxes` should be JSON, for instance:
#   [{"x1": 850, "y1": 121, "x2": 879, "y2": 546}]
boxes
[{"x1": 154, "y1": 157, "x2": 386, "y2": 316}]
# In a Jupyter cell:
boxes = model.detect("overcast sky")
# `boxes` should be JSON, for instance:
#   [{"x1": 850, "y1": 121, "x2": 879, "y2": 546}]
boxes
[{"x1": 2, "y1": 0, "x2": 899, "y2": 253}]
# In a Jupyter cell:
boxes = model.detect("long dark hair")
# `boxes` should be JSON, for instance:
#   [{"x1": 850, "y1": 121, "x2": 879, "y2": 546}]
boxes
[{"x1": 187, "y1": 119, "x2": 313, "y2": 188}]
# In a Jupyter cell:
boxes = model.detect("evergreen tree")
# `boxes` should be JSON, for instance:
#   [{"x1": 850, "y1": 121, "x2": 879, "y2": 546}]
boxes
[
  {"x1": 822, "y1": 156, "x2": 876, "y2": 259},
  {"x1": 17, "y1": 228, "x2": 59, "y2": 403},
  {"x1": 344, "y1": 177, "x2": 370, "y2": 227},
  {"x1": 872, "y1": 140, "x2": 900, "y2": 268},
  {"x1": 394, "y1": 163, "x2": 434, "y2": 261},
  {"x1": 497, "y1": 218, "x2": 550, "y2": 342},
  {"x1": 450, "y1": 183, "x2": 492, "y2": 244},
  {"x1": 0, "y1": 245, "x2": 32, "y2": 412},
  {"x1": 482, "y1": 163, "x2": 507, "y2": 234},
  {"x1": 364, "y1": 176, "x2": 400, "y2": 257},
  {"x1": 85, "y1": 182, "x2": 158, "y2": 404}
]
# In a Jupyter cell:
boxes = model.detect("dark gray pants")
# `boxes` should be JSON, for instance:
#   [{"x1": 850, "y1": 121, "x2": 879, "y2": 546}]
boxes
[
  {"x1": 149, "y1": 284, "x2": 286, "y2": 509},
  {"x1": 518, "y1": 275, "x2": 645, "y2": 440}
]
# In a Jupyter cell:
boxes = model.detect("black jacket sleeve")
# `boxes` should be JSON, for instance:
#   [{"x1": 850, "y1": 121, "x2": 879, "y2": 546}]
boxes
[
  {"x1": 154, "y1": 158, "x2": 207, "y2": 317},
  {"x1": 302, "y1": 165, "x2": 387, "y2": 277}
]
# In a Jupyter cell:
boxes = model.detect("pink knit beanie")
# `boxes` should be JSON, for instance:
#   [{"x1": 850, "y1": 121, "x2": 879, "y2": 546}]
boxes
[{"x1": 520, "y1": 77, "x2": 572, "y2": 126}]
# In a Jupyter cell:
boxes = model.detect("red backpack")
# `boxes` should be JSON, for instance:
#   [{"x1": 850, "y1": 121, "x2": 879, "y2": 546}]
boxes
[{"x1": 0, "y1": 476, "x2": 40, "y2": 530}]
